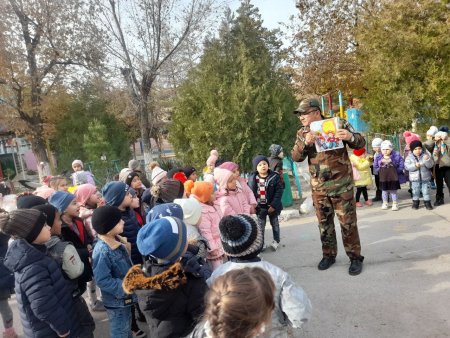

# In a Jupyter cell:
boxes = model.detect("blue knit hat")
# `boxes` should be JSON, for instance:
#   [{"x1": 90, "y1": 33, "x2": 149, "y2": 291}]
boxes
[
  {"x1": 146, "y1": 203, "x2": 184, "y2": 223},
  {"x1": 137, "y1": 216, "x2": 187, "y2": 263},
  {"x1": 252, "y1": 155, "x2": 269, "y2": 171},
  {"x1": 49, "y1": 191, "x2": 75, "y2": 213},
  {"x1": 102, "y1": 181, "x2": 128, "y2": 207}
]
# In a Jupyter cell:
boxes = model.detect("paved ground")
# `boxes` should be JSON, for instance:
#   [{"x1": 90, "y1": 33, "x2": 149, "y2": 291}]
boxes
[{"x1": 2, "y1": 186, "x2": 450, "y2": 337}]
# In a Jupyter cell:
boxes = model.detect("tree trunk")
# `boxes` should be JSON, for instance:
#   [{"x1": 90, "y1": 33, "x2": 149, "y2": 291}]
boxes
[
  {"x1": 138, "y1": 101, "x2": 153, "y2": 167},
  {"x1": 32, "y1": 134, "x2": 51, "y2": 182}
]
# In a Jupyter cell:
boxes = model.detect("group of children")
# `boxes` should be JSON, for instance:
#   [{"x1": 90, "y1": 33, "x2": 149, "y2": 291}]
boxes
[
  {"x1": 0, "y1": 144, "x2": 311, "y2": 338},
  {"x1": 350, "y1": 125, "x2": 449, "y2": 211}
]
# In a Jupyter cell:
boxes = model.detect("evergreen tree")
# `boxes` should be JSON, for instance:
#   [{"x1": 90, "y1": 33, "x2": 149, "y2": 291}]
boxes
[{"x1": 170, "y1": 1, "x2": 298, "y2": 172}]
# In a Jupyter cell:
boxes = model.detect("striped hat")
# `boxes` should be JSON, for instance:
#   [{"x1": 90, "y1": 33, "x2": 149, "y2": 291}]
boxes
[{"x1": 219, "y1": 214, "x2": 263, "y2": 258}]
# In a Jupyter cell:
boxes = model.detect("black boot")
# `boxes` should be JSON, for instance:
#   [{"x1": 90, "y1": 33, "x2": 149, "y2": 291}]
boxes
[
  {"x1": 318, "y1": 256, "x2": 336, "y2": 270},
  {"x1": 349, "y1": 256, "x2": 364, "y2": 276},
  {"x1": 412, "y1": 200, "x2": 419, "y2": 209},
  {"x1": 434, "y1": 196, "x2": 444, "y2": 206},
  {"x1": 372, "y1": 191, "x2": 382, "y2": 202},
  {"x1": 424, "y1": 200, "x2": 433, "y2": 210}
]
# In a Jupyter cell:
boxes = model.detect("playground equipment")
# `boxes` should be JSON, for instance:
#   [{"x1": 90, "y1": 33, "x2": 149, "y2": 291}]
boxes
[{"x1": 320, "y1": 91, "x2": 368, "y2": 133}]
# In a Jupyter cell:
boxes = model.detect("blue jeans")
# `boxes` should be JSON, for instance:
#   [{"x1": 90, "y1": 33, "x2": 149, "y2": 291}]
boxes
[
  {"x1": 105, "y1": 306, "x2": 132, "y2": 338},
  {"x1": 411, "y1": 181, "x2": 431, "y2": 201},
  {"x1": 257, "y1": 206, "x2": 280, "y2": 243}
]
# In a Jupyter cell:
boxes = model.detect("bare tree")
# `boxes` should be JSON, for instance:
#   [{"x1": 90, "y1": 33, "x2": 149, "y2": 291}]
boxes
[
  {"x1": 0, "y1": 0, "x2": 105, "y2": 179},
  {"x1": 95, "y1": 0, "x2": 218, "y2": 165}
]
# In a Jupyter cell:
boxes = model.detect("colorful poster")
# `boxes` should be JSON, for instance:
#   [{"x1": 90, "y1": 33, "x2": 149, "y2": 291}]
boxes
[{"x1": 310, "y1": 117, "x2": 344, "y2": 152}]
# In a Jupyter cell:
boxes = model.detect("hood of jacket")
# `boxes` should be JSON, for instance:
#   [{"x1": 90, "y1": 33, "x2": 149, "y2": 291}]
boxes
[
  {"x1": 213, "y1": 167, "x2": 234, "y2": 191},
  {"x1": 122, "y1": 261, "x2": 187, "y2": 294},
  {"x1": 4, "y1": 239, "x2": 45, "y2": 272},
  {"x1": 45, "y1": 235, "x2": 62, "y2": 250}
]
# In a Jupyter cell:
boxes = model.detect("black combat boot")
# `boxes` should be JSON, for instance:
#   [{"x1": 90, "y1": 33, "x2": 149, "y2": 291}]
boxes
[
  {"x1": 412, "y1": 200, "x2": 419, "y2": 209},
  {"x1": 318, "y1": 256, "x2": 336, "y2": 270},
  {"x1": 424, "y1": 200, "x2": 433, "y2": 210},
  {"x1": 349, "y1": 256, "x2": 364, "y2": 276}
]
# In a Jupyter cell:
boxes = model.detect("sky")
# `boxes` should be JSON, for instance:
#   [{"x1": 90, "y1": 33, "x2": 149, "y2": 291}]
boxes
[{"x1": 227, "y1": 0, "x2": 298, "y2": 30}]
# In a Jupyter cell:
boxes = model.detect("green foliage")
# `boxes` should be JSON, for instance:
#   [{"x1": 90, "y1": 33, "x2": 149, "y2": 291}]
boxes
[
  {"x1": 356, "y1": 0, "x2": 450, "y2": 133},
  {"x1": 52, "y1": 89, "x2": 132, "y2": 183},
  {"x1": 170, "y1": 1, "x2": 298, "y2": 172}
]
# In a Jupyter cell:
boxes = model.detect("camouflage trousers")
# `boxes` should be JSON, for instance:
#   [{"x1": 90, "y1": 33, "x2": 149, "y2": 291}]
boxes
[{"x1": 311, "y1": 188, "x2": 362, "y2": 259}]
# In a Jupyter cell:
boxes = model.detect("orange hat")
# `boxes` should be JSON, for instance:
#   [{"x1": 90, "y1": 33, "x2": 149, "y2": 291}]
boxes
[
  {"x1": 184, "y1": 180, "x2": 195, "y2": 197},
  {"x1": 191, "y1": 182, "x2": 214, "y2": 204}
]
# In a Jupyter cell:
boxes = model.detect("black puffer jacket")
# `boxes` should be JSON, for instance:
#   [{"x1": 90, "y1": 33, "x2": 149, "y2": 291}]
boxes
[
  {"x1": 123, "y1": 261, "x2": 207, "y2": 338},
  {"x1": 248, "y1": 170, "x2": 284, "y2": 213},
  {"x1": 3, "y1": 239, "x2": 79, "y2": 338},
  {"x1": 61, "y1": 218, "x2": 93, "y2": 293},
  {"x1": 0, "y1": 233, "x2": 14, "y2": 290}
]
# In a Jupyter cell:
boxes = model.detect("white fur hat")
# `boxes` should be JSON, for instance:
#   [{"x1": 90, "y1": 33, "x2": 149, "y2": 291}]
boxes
[
  {"x1": 173, "y1": 198, "x2": 202, "y2": 226},
  {"x1": 371, "y1": 137, "x2": 383, "y2": 148},
  {"x1": 426, "y1": 126, "x2": 439, "y2": 136},
  {"x1": 380, "y1": 140, "x2": 393, "y2": 150}
]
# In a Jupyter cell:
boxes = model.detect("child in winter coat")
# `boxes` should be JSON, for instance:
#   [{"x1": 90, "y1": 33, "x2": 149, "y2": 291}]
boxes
[
  {"x1": 1, "y1": 209, "x2": 80, "y2": 338},
  {"x1": 49, "y1": 192, "x2": 94, "y2": 290},
  {"x1": 218, "y1": 162, "x2": 257, "y2": 214},
  {"x1": 0, "y1": 232, "x2": 17, "y2": 338},
  {"x1": 247, "y1": 156, "x2": 283, "y2": 251},
  {"x1": 350, "y1": 148, "x2": 373, "y2": 207},
  {"x1": 174, "y1": 198, "x2": 209, "y2": 261},
  {"x1": 74, "y1": 184, "x2": 104, "y2": 240},
  {"x1": 147, "y1": 203, "x2": 211, "y2": 280},
  {"x1": 371, "y1": 138, "x2": 383, "y2": 202},
  {"x1": 142, "y1": 179, "x2": 185, "y2": 213},
  {"x1": 71, "y1": 159, "x2": 95, "y2": 186},
  {"x1": 190, "y1": 267, "x2": 275, "y2": 338},
  {"x1": 74, "y1": 184, "x2": 106, "y2": 311},
  {"x1": 433, "y1": 129, "x2": 450, "y2": 206},
  {"x1": 183, "y1": 167, "x2": 197, "y2": 182},
  {"x1": 102, "y1": 182, "x2": 147, "y2": 337},
  {"x1": 203, "y1": 150, "x2": 219, "y2": 184},
  {"x1": 208, "y1": 214, "x2": 312, "y2": 338},
  {"x1": 48, "y1": 192, "x2": 96, "y2": 337},
  {"x1": 268, "y1": 144, "x2": 285, "y2": 188},
  {"x1": 374, "y1": 140, "x2": 406, "y2": 211},
  {"x1": 424, "y1": 126, "x2": 439, "y2": 189},
  {"x1": 92, "y1": 206, "x2": 137, "y2": 338},
  {"x1": 123, "y1": 217, "x2": 208, "y2": 338},
  {"x1": 404, "y1": 140, "x2": 434, "y2": 210},
  {"x1": 214, "y1": 167, "x2": 251, "y2": 216},
  {"x1": 191, "y1": 182, "x2": 225, "y2": 270}
]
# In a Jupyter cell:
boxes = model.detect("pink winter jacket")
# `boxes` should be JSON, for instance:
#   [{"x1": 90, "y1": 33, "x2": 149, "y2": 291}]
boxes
[
  {"x1": 197, "y1": 201, "x2": 224, "y2": 260},
  {"x1": 238, "y1": 177, "x2": 257, "y2": 206},
  {"x1": 214, "y1": 168, "x2": 251, "y2": 216}
]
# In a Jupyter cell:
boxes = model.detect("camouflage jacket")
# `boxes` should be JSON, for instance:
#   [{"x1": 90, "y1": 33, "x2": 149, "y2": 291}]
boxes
[{"x1": 291, "y1": 118, "x2": 365, "y2": 195}]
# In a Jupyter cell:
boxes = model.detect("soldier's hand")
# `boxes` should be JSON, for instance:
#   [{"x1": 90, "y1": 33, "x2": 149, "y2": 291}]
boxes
[
  {"x1": 336, "y1": 129, "x2": 352, "y2": 141},
  {"x1": 304, "y1": 132, "x2": 315, "y2": 145}
]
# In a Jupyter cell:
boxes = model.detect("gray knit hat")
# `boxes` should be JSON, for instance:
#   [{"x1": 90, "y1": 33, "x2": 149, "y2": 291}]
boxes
[
  {"x1": 0, "y1": 209, "x2": 47, "y2": 243},
  {"x1": 219, "y1": 214, "x2": 263, "y2": 258}
]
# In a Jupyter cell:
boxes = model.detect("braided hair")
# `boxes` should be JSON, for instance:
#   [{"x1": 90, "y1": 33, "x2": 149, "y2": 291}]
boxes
[{"x1": 205, "y1": 267, "x2": 275, "y2": 338}]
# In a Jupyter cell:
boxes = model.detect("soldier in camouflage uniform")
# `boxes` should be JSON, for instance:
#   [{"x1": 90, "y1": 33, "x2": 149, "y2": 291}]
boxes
[{"x1": 291, "y1": 98, "x2": 365, "y2": 275}]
